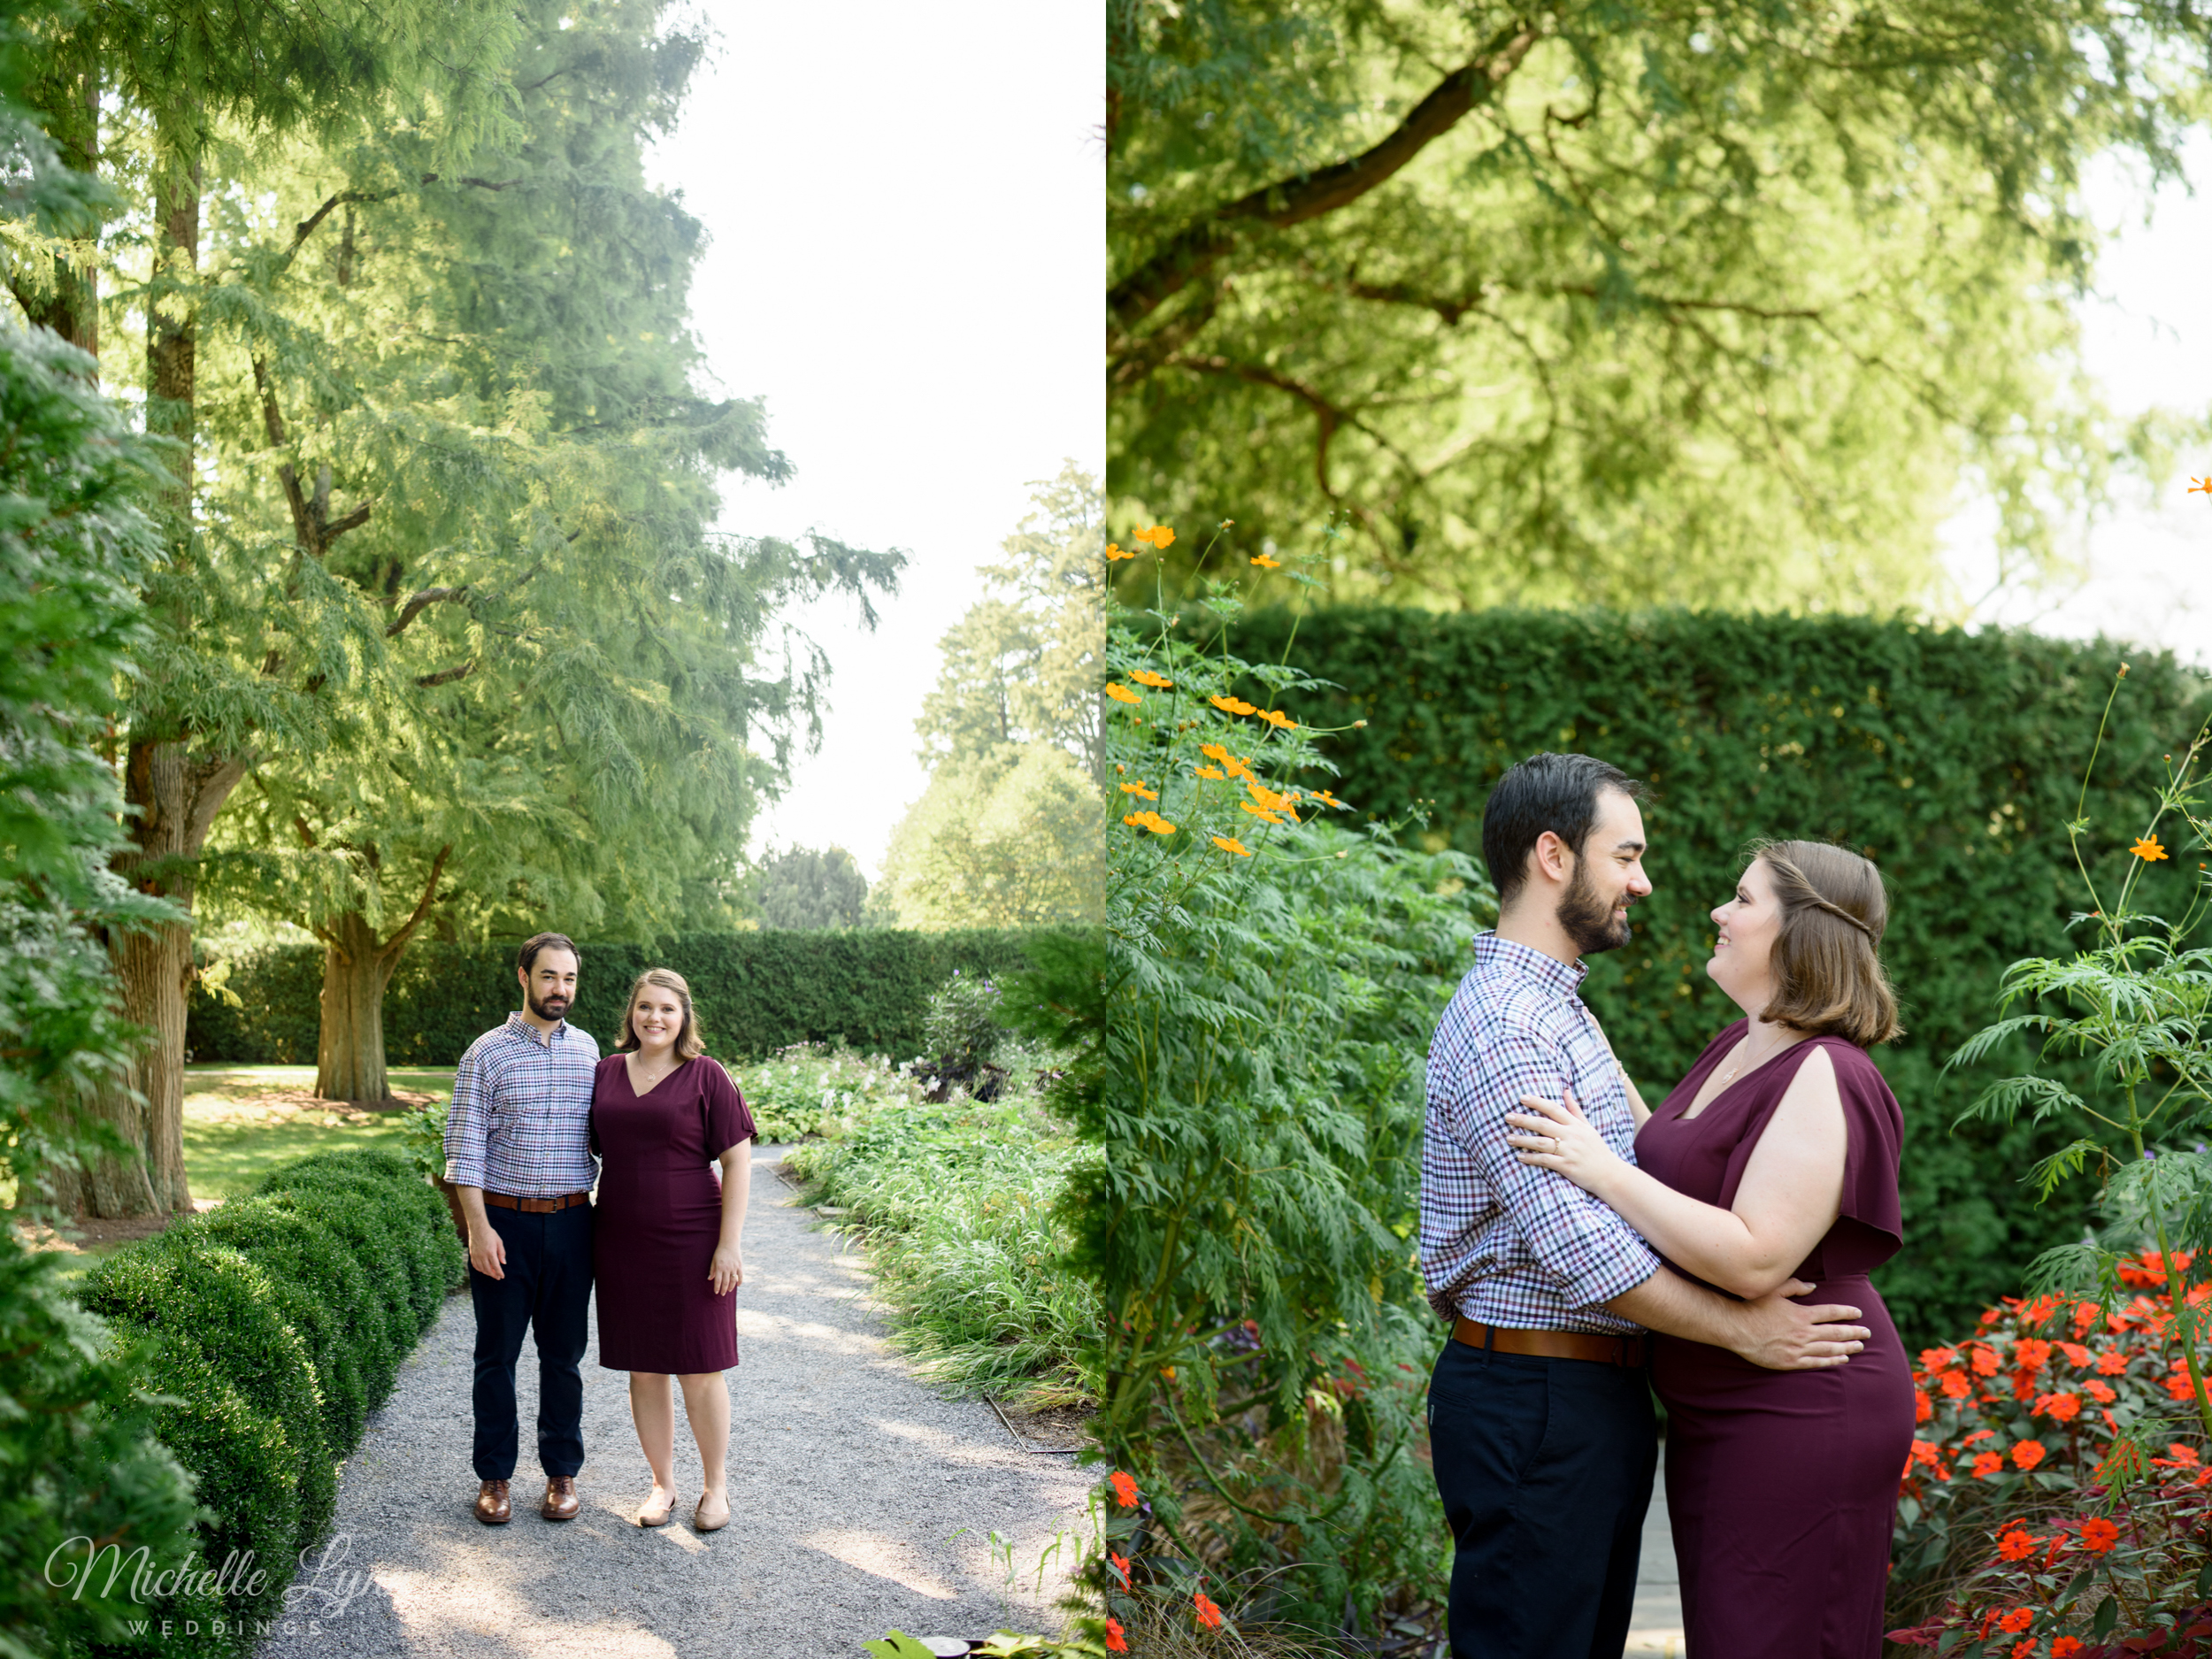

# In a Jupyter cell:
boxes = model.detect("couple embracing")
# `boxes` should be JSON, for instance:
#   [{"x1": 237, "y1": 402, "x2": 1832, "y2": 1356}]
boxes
[
  {"x1": 1423, "y1": 754, "x2": 1914, "y2": 1658},
  {"x1": 442, "y1": 933, "x2": 757, "y2": 1533}
]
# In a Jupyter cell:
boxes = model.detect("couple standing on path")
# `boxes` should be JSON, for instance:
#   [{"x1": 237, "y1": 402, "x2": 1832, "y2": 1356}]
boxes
[
  {"x1": 1423, "y1": 754, "x2": 1916, "y2": 1659},
  {"x1": 442, "y1": 933, "x2": 758, "y2": 1534}
]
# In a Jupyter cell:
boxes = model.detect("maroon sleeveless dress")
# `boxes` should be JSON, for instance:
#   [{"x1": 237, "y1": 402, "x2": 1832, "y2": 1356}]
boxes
[
  {"x1": 1634, "y1": 1022, "x2": 1915, "y2": 1659},
  {"x1": 590, "y1": 1055, "x2": 755, "y2": 1374}
]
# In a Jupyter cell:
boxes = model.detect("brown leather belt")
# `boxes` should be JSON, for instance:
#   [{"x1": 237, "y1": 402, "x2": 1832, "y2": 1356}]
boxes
[
  {"x1": 483, "y1": 1190, "x2": 591, "y2": 1214},
  {"x1": 1454, "y1": 1317, "x2": 1646, "y2": 1368}
]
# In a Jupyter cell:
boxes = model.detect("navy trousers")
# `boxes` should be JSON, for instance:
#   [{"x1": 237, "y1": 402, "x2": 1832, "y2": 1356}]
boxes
[
  {"x1": 469, "y1": 1202, "x2": 593, "y2": 1482},
  {"x1": 1428, "y1": 1339, "x2": 1657, "y2": 1659}
]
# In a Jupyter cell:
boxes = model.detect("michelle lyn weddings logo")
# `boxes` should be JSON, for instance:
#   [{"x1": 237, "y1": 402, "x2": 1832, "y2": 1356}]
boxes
[{"x1": 46, "y1": 1532, "x2": 375, "y2": 1640}]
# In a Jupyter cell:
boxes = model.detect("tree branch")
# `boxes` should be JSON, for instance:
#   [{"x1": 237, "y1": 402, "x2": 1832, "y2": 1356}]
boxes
[
  {"x1": 415, "y1": 662, "x2": 475, "y2": 687},
  {"x1": 386, "y1": 586, "x2": 470, "y2": 639},
  {"x1": 377, "y1": 843, "x2": 452, "y2": 962},
  {"x1": 1107, "y1": 19, "x2": 1541, "y2": 338}
]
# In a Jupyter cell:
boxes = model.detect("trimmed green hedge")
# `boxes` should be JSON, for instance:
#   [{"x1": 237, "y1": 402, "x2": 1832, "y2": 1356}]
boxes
[
  {"x1": 1232, "y1": 606, "x2": 2208, "y2": 1349},
  {"x1": 73, "y1": 1150, "x2": 463, "y2": 1651},
  {"x1": 188, "y1": 928, "x2": 1064, "y2": 1067}
]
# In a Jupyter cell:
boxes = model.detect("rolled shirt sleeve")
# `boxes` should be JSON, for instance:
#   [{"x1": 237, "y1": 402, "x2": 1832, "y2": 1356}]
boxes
[
  {"x1": 1437, "y1": 1024, "x2": 1660, "y2": 1311},
  {"x1": 442, "y1": 1041, "x2": 492, "y2": 1190}
]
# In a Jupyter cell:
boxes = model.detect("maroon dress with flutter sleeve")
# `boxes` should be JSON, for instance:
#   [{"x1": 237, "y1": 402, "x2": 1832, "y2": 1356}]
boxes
[
  {"x1": 1634, "y1": 1022, "x2": 1916, "y2": 1659},
  {"x1": 590, "y1": 1055, "x2": 755, "y2": 1373}
]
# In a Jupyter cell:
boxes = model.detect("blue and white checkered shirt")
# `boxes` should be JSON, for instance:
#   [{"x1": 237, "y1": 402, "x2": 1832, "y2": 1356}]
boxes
[
  {"x1": 442, "y1": 1012, "x2": 601, "y2": 1197},
  {"x1": 1419, "y1": 933, "x2": 1661, "y2": 1335}
]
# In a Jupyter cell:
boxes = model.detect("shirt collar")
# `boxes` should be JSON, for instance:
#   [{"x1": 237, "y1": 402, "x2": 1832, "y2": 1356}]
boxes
[
  {"x1": 1473, "y1": 931, "x2": 1588, "y2": 1000},
  {"x1": 506, "y1": 1010, "x2": 568, "y2": 1047}
]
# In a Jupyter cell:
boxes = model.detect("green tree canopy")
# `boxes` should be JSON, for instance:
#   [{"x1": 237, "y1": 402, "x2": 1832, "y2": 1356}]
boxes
[
  {"x1": 880, "y1": 466, "x2": 1107, "y2": 930},
  {"x1": 1108, "y1": 0, "x2": 2212, "y2": 610},
  {"x1": 746, "y1": 846, "x2": 872, "y2": 932}
]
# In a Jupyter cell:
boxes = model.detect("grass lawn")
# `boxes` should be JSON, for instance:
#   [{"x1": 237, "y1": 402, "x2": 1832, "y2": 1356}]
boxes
[{"x1": 180, "y1": 1064, "x2": 453, "y2": 1200}]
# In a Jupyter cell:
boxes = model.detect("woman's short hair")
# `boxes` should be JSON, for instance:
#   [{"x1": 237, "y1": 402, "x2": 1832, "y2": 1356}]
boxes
[
  {"x1": 616, "y1": 967, "x2": 705, "y2": 1060},
  {"x1": 1754, "y1": 840, "x2": 1901, "y2": 1047}
]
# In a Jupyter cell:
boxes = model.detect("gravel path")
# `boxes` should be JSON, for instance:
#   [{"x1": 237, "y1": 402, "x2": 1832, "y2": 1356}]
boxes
[{"x1": 257, "y1": 1148, "x2": 1094, "y2": 1659}]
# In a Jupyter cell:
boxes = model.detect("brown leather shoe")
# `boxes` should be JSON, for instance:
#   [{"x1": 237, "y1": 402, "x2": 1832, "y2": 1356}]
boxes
[
  {"x1": 541, "y1": 1475, "x2": 580, "y2": 1521},
  {"x1": 474, "y1": 1479, "x2": 512, "y2": 1525}
]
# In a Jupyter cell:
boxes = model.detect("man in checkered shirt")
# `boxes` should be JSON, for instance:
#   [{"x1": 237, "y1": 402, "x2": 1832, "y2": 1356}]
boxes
[
  {"x1": 1421, "y1": 754, "x2": 1870, "y2": 1659},
  {"x1": 444, "y1": 931, "x2": 601, "y2": 1527}
]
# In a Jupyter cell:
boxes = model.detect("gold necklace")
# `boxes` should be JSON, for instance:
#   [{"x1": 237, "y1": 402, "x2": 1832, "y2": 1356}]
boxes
[{"x1": 1716, "y1": 1029, "x2": 1796, "y2": 1087}]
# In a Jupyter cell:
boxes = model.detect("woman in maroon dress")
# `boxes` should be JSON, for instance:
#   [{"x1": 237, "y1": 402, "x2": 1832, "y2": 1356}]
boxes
[
  {"x1": 591, "y1": 968, "x2": 755, "y2": 1532},
  {"x1": 1507, "y1": 841, "x2": 1915, "y2": 1658}
]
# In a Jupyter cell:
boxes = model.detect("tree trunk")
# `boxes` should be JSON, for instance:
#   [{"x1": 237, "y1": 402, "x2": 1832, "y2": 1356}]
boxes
[
  {"x1": 315, "y1": 911, "x2": 401, "y2": 1102},
  {"x1": 311, "y1": 849, "x2": 451, "y2": 1104}
]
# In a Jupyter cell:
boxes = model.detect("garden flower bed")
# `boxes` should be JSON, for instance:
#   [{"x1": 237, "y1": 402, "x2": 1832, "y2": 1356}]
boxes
[{"x1": 1886, "y1": 1253, "x2": 2212, "y2": 1656}]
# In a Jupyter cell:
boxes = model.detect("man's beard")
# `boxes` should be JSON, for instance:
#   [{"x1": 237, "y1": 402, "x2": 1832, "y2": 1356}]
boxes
[
  {"x1": 1558, "y1": 861, "x2": 1632, "y2": 956},
  {"x1": 527, "y1": 989, "x2": 571, "y2": 1023}
]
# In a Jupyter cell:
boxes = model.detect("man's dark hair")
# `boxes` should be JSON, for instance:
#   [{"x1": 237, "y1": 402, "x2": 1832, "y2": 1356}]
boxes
[
  {"x1": 517, "y1": 932, "x2": 580, "y2": 974},
  {"x1": 1481, "y1": 753, "x2": 1645, "y2": 909}
]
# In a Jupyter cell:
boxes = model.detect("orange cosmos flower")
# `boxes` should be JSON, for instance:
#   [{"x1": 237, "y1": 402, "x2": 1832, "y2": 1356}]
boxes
[
  {"x1": 1109, "y1": 1471, "x2": 1139, "y2": 1508},
  {"x1": 1106, "y1": 684, "x2": 1141, "y2": 704},
  {"x1": 1123, "y1": 810, "x2": 1176, "y2": 836},
  {"x1": 2191, "y1": 476, "x2": 2212, "y2": 495},
  {"x1": 1119, "y1": 781, "x2": 1158, "y2": 800},
  {"x1": 1250, "y1": 553, "x2": 1282, "y2": 569},
  {"x1": 1105, "y1": 542, "x2": 1137, "y2": 562},
  {"x1": 1136, "y1": 524, "x2": 1177, "y2": 549},
  {"x1": 2132, "y1": 833, "x2": 2169, "y2": 862},
  {"x1": 1193, "y1": 764, "x2": 1225, "y2": 780},
  {"x1": 1130, "y1": 669, "x2": 1174, "y2": 688},
  {"x1": 1194, "y1": 1592, "x2": 1222, "y2": 1630},
  {"x1": 1210, "y1": 694, "x2": 1257, "y2": 716},
  {"x1": 1256, "y1": 709, "x2": 1297, "y2": 729},
  {"x1": 1105, "y1": 1618, "x2": 1129, "y2": 1654},
  {"x1": 2077, "y1": 1517, "x2": 2119, "y2": 1555},
  {"x1": 1212, "y1": 836, "x2": 1250, "y2": 856},
  {"x1": 1312, "y1": 787, "x2": 1346, "y2": 809},
  {"x1": 2012, "y1": 1440, "x2": 2046, "y2": 1471},
  {"x1": 1240, "y1": 800, "x2": 1286, "y2": 826}
]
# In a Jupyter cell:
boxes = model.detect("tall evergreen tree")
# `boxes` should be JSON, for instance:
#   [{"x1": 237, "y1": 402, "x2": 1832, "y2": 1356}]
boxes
[{"x1": 191, "y1": 0, "x2": 899, "y2": 1101}]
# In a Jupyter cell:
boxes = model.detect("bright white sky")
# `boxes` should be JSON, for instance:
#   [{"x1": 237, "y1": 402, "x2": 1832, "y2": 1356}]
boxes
[
  {"x1": 650, "y1": 10, "x2": 2206, "y2": 880},
  {"x1": 647, "y1": 1, "x2": 1101, "y2": 880},
  {"x1": 1946, "y1": 129, "x2": 2212, "y2": 661}
]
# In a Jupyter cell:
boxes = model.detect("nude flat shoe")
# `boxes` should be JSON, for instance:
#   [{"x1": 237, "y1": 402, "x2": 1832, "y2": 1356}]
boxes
[
  {"x1": 692, "y1": 1492, "x2": 731, "y2": 1532},
  {"x1": 636, "y1": 1487, "x2": 678, "y2": 1528}
]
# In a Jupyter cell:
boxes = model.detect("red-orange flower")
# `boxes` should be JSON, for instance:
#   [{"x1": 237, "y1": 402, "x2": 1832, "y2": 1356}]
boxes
[
  {"x1": 2096, "y1": 1349, "x2": 2127, "y2": 1376},
  {"x1": 2055, "y1": 1638, "x2": 2086, "y2": 1657},
  {"x1": 2015, "y1": 1339, "x2": 2051, "y2": 1371},
  {"x1": 2058, "y1": 1341, "x2": 2093, "y2": 1368},
  {"x1": 2012, "y1": 1440, "x2": 2046, "y2": 1471},
  {"x1": 2085, "y1": 1379, "x2": 2116, "y2": 1403},
  {"x1": 1997, "y1": 1607, "x2": 2032, "y2": 1634},
  {"x1": 1940, "y1": 1371, "x2": 1972, "y2": 1399},
  {"x1": 1970, "y1": 1345, "x2": 2001, "y2": 1377},
  {"x1": 1110, "y1": 1471, "x2": 1139, "y2": 1508},
  {"x1": 1109, "y1": 1551, "x2": 1131, "y2": 1586},
  {"x1": 1996, "y1": 1529, "x2": 2038, "y2": 1562},
  {"x1": 1104, "y1": 1617, "x2": 1129, "y2": 1652},
  {"x1": 1921, "y1": 1347, "x2": 1957, "y2": 1371},
  {"x1": 2077, "y1": 1517, "x2": 2119, "y2": 1555},
  {"x1": 2163, "y1": 1442, "x2": 2201, "y2": 1467},
  {"x1": 1971, "y1": 1451, "x2": 2004, "y2": 1479},
  {"x1": 1194, "y1": 1592, "x2": 1222, "y2": 1630},
  {"x1": 1914, "y1": 1388, "x2": 1932, "y2": 1424}
]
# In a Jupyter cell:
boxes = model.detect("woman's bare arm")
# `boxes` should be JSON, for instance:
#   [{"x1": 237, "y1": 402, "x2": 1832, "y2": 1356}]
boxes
[
  {"x1": 1507, "y1": 1047, "x2": 1847, "y2": 1299},
  {"x1": 709, "y1": 1137, "x2": 751, "y2": 1294}
]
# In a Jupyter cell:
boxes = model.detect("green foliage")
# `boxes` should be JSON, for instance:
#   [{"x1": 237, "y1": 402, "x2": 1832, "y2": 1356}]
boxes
[
  {"x1": 747, "y1": 846, "x2": 873, "y2": 932},
  {"x1": 919, "y1": 970, "x2": 1013, "y2": 1095},
  {"x1": 1108, "y1": 4, "x2": 2211, "y2": 607},
  {"x1": 879, "y1": 467, "x2": 1106, "y2": 931},
  {"x1": 186, "y1": 929, "x2": 1065, "y2": 1068},
  {"x1": 1232, "y1": 603, "x2": 2210, "y2": 1349},
  {"x1": 741, "y1": 1044, "x2": 920, "y2": 1145},
  {"x1": 1022, "y1": 588, "x2": 1491, "y2": 1629},
  {"x1": 70, "y1": 1149, "x2": 458, "y2": 1650},
  {"x1": 786, "y1": 1077, "x2": 1099, "y2": 1410},
  {"x1": 0, "y1": 1235, "x2": 202, "y2": 1659}
]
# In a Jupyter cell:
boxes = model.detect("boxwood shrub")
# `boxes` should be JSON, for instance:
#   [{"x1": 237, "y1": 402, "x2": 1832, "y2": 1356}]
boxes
[{"x1": 72, "y1": 1149, "x2": 464, "y2": 1652}]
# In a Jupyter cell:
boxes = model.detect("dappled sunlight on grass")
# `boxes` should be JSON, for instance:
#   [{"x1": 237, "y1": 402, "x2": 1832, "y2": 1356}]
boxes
[{"x1": 180, "y1": 1064, "x2": 453, "y2": 1200}]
